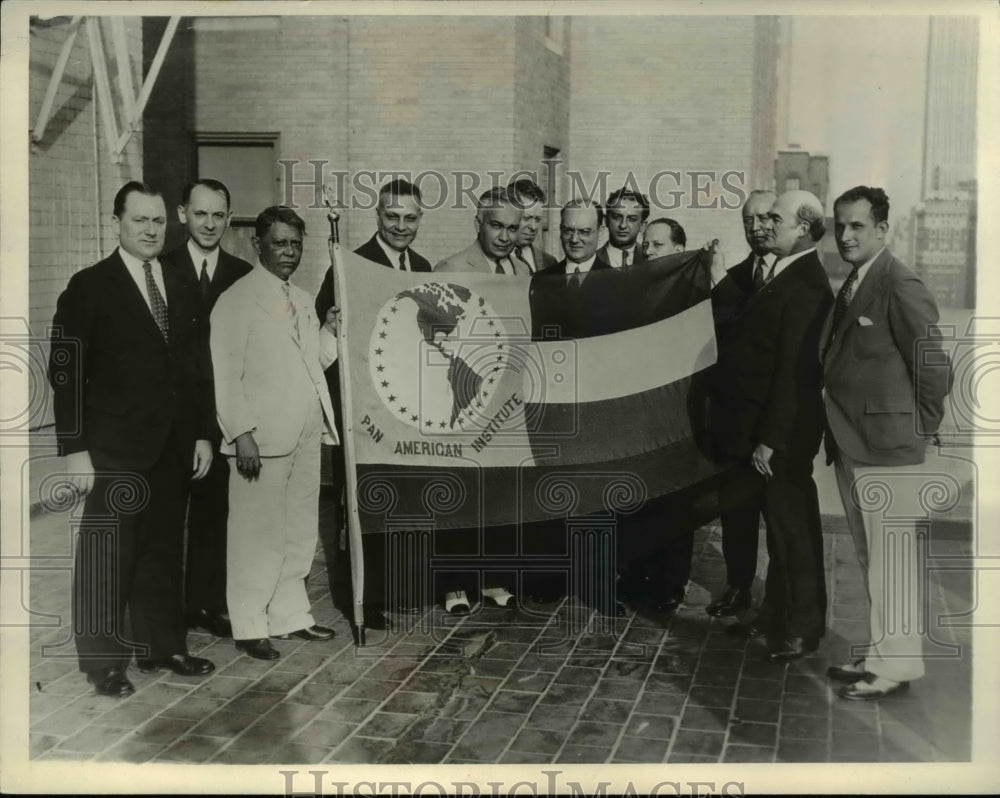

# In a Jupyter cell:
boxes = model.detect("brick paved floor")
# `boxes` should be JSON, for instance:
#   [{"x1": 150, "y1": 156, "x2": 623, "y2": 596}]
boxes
[{"x1": 23, "y1": 482, "x2": 973, "y2": 767}]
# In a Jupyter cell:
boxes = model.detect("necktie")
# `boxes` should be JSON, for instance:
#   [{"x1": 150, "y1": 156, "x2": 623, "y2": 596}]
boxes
[
  {"x1": 622, "y1": 250, "x2": 630, "y2": 268},
  {"x1": 567, "y1": 266, "x2": 582, "y2": 289},
  {"x1": 752, "y1": 256, "x2": 766, "y2": 290},
  {"x1": 831, "y1": 264, "x2": 861, "y2": 334},
  {"x1": 200, "y1": 259, "x2": 210, "y2": 300},
  {"x1": 398, "y1": 252, "x2": 407, "y2": 271},
  {"x1": 282, "y1": 281, "x2": 300, "y2": 342},
  {"x1": 494, "y1": 258, "x2": 506, "y2": 275},
  {"x1": 514, "y1": 246, "x2": 531, "y2": 273},
  {"x1": 143, "y1": 261, "x2": 169, "y2": 341}
]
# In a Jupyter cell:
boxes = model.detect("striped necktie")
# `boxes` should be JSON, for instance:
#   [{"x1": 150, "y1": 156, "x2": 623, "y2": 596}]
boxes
[
  {"x1": 143, "y1": 261, "x2": 169, "y2": 341},
  {"x1": 282, "y1": 281, "x2": 300, "y2": 342},
  {"x1": 832, "y1": 265, "x2": 861, "y2": 333}
]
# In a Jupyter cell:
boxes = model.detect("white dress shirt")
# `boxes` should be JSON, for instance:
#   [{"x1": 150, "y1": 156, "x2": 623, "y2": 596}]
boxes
[
  {"x1": 845, "y1": 247, "x2": 884, "y2": 303},
  {"x1": 187, "y1": 239, "x2": 220, "y2": 282},
  {"x1": 118, "y1": 247, "x2": 167, "y2": 310},
  {"x1": 771, "y1": 246, "x2": 816, "y2": 280},
  {"x1": 375, "y1": 234, "x2": 409, "y2": 270},
  {"x1": 608, "y1": 245, "x2": 636, "y2": 268},
  {"x1": 566, "y1": 254, "x2": 599, "y2": 274}
]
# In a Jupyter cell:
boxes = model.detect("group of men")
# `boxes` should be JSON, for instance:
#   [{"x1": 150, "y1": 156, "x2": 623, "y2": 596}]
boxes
[
  {"x1": 704, "y1": 186, "x2": 952, "y2": 701},
  {"x1": 49, "y1": 171, "x2": 950, "y2": 705}
]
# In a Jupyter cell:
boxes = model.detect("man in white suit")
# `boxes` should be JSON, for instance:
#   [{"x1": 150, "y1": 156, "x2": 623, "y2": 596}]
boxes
[{"x1": 210, "y1": 205, "x2": 340, "y2": 660}]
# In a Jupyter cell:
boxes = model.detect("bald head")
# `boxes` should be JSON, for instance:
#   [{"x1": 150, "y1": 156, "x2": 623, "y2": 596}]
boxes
[{"x1": 767, "y1": 190, "x2": 825, "y2": 257}]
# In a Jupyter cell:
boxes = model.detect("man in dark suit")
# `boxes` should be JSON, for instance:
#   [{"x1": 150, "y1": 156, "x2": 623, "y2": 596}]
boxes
[
  {"x1": 641, "y1": 217, "x2": 686, "y2": 259},
  {"x1": 705, "y1": 190, "x2": 777, "y2": 619},
  {"x1": 599, "y1": 187, "x2": 649, "y2": 268},
  {"x1": 48, "y1": 181, "x2": 216, "y2": 698},
  {"x1": 509, "y1": 177, "x2": 558, "y2": 274},
  {"x1": 709, "y1": 189, "x2": 833, "y2": 662},
  {"x1": 822, "y1": 186, "x2": 951, "y2": 700},
  {"x1": 315, "y1": 179, "x2": 431, "y2": 630},
  {"x1": 162, "y1": 179, "x2": 252, "y2": 640}
]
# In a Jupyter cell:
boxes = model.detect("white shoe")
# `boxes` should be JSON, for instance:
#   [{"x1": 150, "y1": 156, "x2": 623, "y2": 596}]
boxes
[
  {"x1": 482, "y1": 587, "x2": 516, "y2": 608},
  {"x1": 444, "y1": 590, "x2": 471, "y2": 615}
]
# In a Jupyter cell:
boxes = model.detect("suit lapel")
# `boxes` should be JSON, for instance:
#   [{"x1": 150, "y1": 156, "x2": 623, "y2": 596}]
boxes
[
  {"x1": 252, "y1": 269, "x2": 302, "y2": 349},
  {"x1": 824, "y1": 250, "x2": 890, "y2": 367}
]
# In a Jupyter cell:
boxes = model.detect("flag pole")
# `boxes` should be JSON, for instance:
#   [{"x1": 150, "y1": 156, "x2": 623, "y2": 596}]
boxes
[{"x1": 323, "y1": 185, "x2": 368, "y2": 646}]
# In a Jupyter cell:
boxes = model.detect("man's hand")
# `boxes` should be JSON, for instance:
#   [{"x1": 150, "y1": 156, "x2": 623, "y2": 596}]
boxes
[
  {"x1": 65, "y1": 450, "x2": 95, "y2": 495},
  {"x1": 703, "y1": 239, "x2": 727, "y2": 286},
  {"x1": 192, "y1": 439, "x2": 213, "y2": 480},
  {"x1": 234, "y1": 432, "x2": 261, "y2": 481},
  {"x1": 324, "y1": 306, "x2": 340, "y2": 335},
  {"x1": 752, "y1": 442, "x2": 774, "y2": 478}
]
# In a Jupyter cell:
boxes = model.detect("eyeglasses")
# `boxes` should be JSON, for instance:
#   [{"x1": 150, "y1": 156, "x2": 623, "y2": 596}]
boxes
[{"x1": 560, "y1": 227, "x2": 595, "y2": 238}]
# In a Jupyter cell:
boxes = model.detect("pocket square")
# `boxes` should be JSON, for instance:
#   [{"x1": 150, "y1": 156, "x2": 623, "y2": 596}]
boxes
[{"x1": 858, "y1": 316, "x2": 874, "y2": 327}]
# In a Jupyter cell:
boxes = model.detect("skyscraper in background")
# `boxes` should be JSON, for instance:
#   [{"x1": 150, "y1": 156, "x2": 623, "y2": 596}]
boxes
[
  {"x1": 915, "y1": 16, "x2": 978, "y2": 309},
  {"x1": 922, "y1": 17, "x2": 978, "y2": 197}
]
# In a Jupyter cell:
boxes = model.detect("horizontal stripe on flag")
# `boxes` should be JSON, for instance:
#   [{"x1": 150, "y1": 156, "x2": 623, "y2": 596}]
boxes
[
  {"x1": 355, "y1": 434, "x2": 731, "y2": 532},
  {"x1": 524, "y1": 370, "x2": 711, "y2": 465},
  {"x1": 534, "y1": 298, "x2": 716, "y2": 404}
]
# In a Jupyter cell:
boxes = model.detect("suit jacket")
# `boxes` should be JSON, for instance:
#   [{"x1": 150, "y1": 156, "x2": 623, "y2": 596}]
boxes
[
  {"x1": 162, "y1": 243, "x2": 254, "y2": 313},
  {"x1": 822, "y1": 248, "x2": 952, "y2": 466},
  {"x1": 211, "y1": 266, "x2": 339, "y2": 456},
  {"x1": 162, "y1": 244, "x2": 253, "y2": 447},
  {"x1": 48, "y1": 249, "x2": 213, "y2": 470},
  {"x1": 512, "y1": 244, "x2": 558, "y2": 274},
  {"x1": 709, "y1": 249, "x2": 834, "y2": 461},
  {"x1": 434, "y1": 241, "x2": 528, "y2": 275},
  {"x1": 529, "y1": 256, "x2": 619, "y2": 339},
  {"x1": 598, "y1": 242, "x2": 643, "y2": 268}
]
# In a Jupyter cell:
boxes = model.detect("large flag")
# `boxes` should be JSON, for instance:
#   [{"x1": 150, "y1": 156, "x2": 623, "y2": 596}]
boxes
[{"x1": 333, "y1": 248, "x2": 728, "y2": 535}]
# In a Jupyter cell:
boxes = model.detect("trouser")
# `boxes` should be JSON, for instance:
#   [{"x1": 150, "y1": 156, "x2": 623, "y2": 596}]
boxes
[
  {"x1": 226, "y1": 402, "x2": 322, "y2": 640},
  {"x1": 74, "y1": 430, "x2": 190, "y2": 673},
  {"x1": 834, "y1": 449, "x2": 927, "y2": 682},
  {"x1": 718, "y1": 468, "x2": 764, "y2": 591},
  {"x1": 758, "y1": 454, "x2": 827, "y2": 639},
  {"x1": 184, "y1": 446, "x2": 230, "y2": 614}
]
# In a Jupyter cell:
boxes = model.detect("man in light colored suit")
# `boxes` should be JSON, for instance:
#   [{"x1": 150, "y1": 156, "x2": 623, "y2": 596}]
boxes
[
  {"x1": 211, "y1": 205, "x2": 340, "y2": 660},
  {"x1": 822, "y1": 186, "x2": 952, "y2": 700},
  {"x1": 508, "y1": 177, "x2": 558, "y2": 274},
  {"x1": 435, "y1": 185, "x2": 525, "y2": 275}
]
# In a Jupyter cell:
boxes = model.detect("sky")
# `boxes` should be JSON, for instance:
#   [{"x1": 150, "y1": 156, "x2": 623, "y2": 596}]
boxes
[{"x1": 785, "y1": 16, "x2": 931, "y2": 217}]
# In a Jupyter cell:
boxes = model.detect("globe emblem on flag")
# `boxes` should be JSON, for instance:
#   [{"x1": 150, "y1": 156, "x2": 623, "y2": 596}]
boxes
[{"x1": 368, "y1": 283, "x2": 509, "y2": 432}]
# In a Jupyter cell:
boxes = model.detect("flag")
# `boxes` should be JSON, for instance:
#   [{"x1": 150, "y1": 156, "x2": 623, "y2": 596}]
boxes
[{"x1": 334, "y1": 249, "x2": 727, "y2": 534}]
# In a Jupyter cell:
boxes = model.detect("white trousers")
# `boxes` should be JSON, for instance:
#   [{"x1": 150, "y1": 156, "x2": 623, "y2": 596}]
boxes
[
  {"x1": 226, "y1": 401, "x2": 323, "y2": 640},
  {"x1": 833, "y1": 449, "x2": 935, "y2": 683}
]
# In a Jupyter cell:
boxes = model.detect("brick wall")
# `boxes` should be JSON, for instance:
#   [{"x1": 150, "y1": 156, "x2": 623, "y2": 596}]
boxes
[
  {"x1": 568, "y1": 16, "x2": 778, "y2": 264},
  {"x1": 29, "y1": 16, "x2": 144, "y2": 428}
]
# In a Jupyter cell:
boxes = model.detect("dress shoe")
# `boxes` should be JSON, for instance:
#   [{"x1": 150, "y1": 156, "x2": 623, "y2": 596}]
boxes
[
  {"x1": 137, "y1": 653, "x2": 215, "y2": 676},
  {"x1": 186, "y1": 608, "x2": 233, "y2": 638},
  {"x1": 272, "y1": 625, "x2": 335, "y2": 641},
  {"x1": 235, "y1": 638, "x2": 281, "y2": 660},
  {"x1": 826, "y1": 659, "x2": 869, "y2": 683},
  {"x1": 706, "y1": 585, "x2": 752, "y2": 617},
  {"x1": 764, "y1": 636, "x2": 819, "y2": 663},
  {"x1": 444, "y1": 590, "x2": 472, "y2": 615},
  {"x1": 87, "y1": 666, "x2": 135, "y2": 698},
  {"x1": 482, "y1": 586, "x2": 516, "y2": 608},
  {"x1": 838, "y1": 673, "x2": 910, "y2": 701}
]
